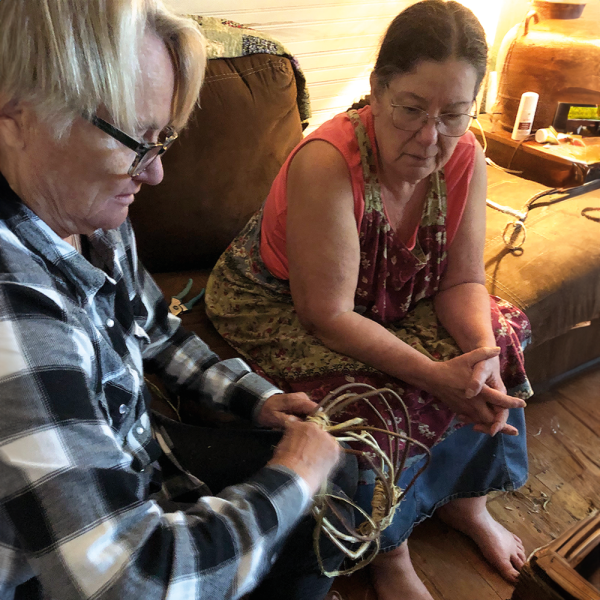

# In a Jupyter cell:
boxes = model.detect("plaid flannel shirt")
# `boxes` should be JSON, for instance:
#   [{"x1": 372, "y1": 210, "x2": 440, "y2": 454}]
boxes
[{"x1": 0, "y1": 175, "x2": 310, "y2": 600}]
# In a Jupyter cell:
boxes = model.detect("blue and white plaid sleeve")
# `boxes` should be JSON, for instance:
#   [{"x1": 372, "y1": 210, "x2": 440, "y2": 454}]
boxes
[
  {"x1": 0, "y1": 281, "x2": 310, "y2": 600},
  {"x1": 132, "y1": 250, "x2": 282, "y2": 422}
]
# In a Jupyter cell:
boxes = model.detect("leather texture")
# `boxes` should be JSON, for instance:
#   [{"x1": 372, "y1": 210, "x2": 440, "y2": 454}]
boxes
[
  {"x1": 131, "y1": 54, "x2": 303, "y2": 272},
  {"x1": 484, "y1": 170, "x2": 600, "y2": 347}
]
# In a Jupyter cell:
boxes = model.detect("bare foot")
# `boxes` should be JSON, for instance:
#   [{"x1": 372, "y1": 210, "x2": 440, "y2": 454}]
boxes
[
  {"x1": 437, "y1": 496, "x2": 527, "y2": 583},
  {"x1": 369, "y1": 541, "x2": 434, "y2": 600}
]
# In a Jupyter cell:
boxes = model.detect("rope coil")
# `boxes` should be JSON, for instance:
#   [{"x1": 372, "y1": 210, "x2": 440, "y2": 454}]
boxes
[{"x1": 308, "y1": 383, "x2": 431, "y2": 577}]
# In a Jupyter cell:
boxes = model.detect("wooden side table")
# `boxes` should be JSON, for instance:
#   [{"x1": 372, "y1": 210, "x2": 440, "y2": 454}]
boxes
[{"x1": 471, "y1": 115, "x2": 600, "y2": 189}]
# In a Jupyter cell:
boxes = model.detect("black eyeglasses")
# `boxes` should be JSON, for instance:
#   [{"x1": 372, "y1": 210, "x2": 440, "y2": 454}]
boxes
[
  {"x1": 389, "y1": 103, "x2": 477, "y2": 137},
  {"x1": 88, "y1": 115, "x2": 178, "y2": 177}
]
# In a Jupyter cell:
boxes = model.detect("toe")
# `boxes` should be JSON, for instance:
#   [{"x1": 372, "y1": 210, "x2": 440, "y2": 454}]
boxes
[
  {"x1": 515, "y1": 550, "x2": 527, "y2": 568},
  {"x1": 502, "y1": 563, "x2": 520, "y2": 584}
]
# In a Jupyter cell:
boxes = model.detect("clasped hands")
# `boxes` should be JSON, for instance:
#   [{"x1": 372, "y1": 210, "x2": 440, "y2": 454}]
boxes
[
  {"x1": 423, "y1": 346, "x2": 526, "y2": 436},
  {"x1": 259, "y1": 345, "x2": 525, "y2": 440}
]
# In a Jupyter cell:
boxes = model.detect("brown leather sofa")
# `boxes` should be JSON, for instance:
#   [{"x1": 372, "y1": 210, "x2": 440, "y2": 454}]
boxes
[{"x1": 130, "y1": 51, "x2": 600, "y2": 394}]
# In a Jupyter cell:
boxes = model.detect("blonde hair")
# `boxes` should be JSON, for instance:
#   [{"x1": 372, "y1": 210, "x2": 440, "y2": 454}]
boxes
[{"x1": 0, "y1": 0, "x2": 206, "y2": 136}]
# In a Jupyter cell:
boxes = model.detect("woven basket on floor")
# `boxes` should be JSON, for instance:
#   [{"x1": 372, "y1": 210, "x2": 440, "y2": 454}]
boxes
[{"x1": 512, "y1": 513, "x2": 600, "y2": 600}]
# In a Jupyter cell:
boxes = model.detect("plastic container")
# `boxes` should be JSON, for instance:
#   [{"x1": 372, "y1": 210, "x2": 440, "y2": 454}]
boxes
[
  {"x1": 535, "y1": 127, "x2": 560, "y2": 144},
  {"x1": 511, "y1": 92, "x2": 539, "y2": 140}
]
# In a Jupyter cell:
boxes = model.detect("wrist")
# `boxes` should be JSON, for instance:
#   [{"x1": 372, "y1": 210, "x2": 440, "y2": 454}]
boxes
[
  {"x1": 267, "y1": 457, "x2": 320, "y2": 496},
  {"x1": 410, "y1": 355, "x2": 439, "y2": 392}
]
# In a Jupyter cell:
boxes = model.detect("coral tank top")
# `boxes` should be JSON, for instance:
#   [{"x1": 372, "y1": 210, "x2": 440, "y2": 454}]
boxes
[{"x1": 260, "y1": 106, "x2": 477, "y2": 280}]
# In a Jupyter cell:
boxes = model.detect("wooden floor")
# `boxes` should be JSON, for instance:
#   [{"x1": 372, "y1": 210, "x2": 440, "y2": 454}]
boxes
[{"x1": 330, "y1": 367, "x2": 600, "y2": 600}]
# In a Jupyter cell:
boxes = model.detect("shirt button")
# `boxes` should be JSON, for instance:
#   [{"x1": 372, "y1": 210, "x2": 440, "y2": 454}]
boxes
[
  {"x1": 136, "y1": 427, "x2": 145, "y2": 435},
  {"x1": 106, "y1": 318, "x2": 115, "y2": 328},
  {"x1": 119, "y1": 404, "x2": 127, "y2": 415}
]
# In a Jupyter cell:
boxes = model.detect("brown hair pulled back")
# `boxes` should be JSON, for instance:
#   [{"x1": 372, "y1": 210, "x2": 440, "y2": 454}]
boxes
[{"x1": 374, "y1": 0, "x2": 487, "y2": 97}]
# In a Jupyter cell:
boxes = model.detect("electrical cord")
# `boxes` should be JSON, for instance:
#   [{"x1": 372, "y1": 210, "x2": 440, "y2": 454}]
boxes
[
  {"x1": 474, "y1": 118, "x2": 599, "y2": 250},
  {"x1": 486, "y1": 180, "x2": 600, "y2": 251}
]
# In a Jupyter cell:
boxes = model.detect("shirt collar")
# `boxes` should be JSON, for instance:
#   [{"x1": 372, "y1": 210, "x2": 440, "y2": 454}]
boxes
[{"x1": 0, "y1": 171, "x2": 121, "y2": 298}]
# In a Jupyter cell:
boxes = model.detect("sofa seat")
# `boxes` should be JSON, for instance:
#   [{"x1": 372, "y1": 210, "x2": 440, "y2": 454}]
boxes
[{"x1": 484, "y1": 168, "x2": 600, "y2": 385}]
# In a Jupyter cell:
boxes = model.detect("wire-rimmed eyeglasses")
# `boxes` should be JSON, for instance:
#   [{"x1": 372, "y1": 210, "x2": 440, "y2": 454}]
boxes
[
  {"x1": 87, "y1": 115, "x2": 178, "y2": 177},
  {"x1": 389, "y1": 103, "x2": 477, "y2": 137}
]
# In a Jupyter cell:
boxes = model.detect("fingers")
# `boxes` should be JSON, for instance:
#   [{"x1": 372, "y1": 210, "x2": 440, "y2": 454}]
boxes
[
  {"x1": 277, "y1": 392, "x2": 319, "y2": 415},
  {"x1": 479, "y1": 386, "x2": 527, "y2": 409},
  {"x1": 488, "y1": 406, "x2": 508, "y2": 437},
  {"x1": 461, "y1": 410, "x2": 518, "y2": 437},
  {"x1": 272, "y1": 420, "x2": 341, "y2": 495},
  {"x1": 465, "y1": 397, "x2": 498, "y2": 425},
  {"x1": 486, "y1": 373, "x2": 507, "y2": 395},
  {"x1": 465, "y1": 346, "x2": 501, "y2": 367},
  {"x1": 472, "y1": 422, "x2": 518, "y2": 436},
  {"x1": 472, "y1": 403, "x2": 511, "y2": 437},
  {"x1": 499, "y1": 424, "x2": 519, "y2": 436},
  {"x1": 465, "y1": 360, "x2": 488, "y2": 399},
  {"x1": 257, "y1": 393, "x2": 319, "y2": 429}
]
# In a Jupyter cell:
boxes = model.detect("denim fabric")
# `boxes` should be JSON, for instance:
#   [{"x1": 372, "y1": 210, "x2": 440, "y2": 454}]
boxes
[{"x1": 354, "y1": 407, "x2": 528, "y2": 551}]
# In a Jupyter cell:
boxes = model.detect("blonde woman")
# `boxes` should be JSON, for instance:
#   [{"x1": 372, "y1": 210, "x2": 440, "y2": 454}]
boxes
[{"x1": 0, "y1": 2, "x2": 346, "y2": 598}]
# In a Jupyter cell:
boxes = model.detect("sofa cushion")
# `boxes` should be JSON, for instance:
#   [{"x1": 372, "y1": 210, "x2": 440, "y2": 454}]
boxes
[
  {"x1": 484, "y1": 168, "x2": 600, "y2": 347},
  {"x1": 131, "y1": 53, "x2": 303, "y2": 273}
]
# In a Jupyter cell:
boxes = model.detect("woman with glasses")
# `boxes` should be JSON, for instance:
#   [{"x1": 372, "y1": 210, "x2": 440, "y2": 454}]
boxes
[
  {"x1": 0, "y1": 1, "x2": 350, "y2": 599},
  {"x1": 207, "y1": 1, "x2": 533, "y2": 597}
]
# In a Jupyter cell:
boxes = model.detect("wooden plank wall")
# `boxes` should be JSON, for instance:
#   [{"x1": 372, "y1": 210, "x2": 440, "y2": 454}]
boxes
[
  {"x1": 165, "y1": 0, "x2": 410, "y2": 132},
  {"x1": 164, "y1": 0, "x2": 533, "y2": 132}
]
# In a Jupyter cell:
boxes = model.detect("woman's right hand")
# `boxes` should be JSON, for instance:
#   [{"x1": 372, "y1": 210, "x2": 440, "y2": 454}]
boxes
[
  {"x1": 268, "y1": 420, "x2": 341, "y2": 496},
  {"x1": 422, "y1": 347, "x2": 526, "y2": 435}
]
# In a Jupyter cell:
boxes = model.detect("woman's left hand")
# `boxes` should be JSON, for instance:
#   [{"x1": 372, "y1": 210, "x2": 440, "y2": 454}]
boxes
[
  {"x1": 257, "y1": 392, "x2": 319, "y2": 429},
  {"x1": 460, "y1": 355, "x2": 518, "y2": 436}
]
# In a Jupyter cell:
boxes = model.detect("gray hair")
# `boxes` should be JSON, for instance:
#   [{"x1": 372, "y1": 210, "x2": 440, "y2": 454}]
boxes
[{"x1": 0, "y1": 0, "x2": 206, "y2": 137}]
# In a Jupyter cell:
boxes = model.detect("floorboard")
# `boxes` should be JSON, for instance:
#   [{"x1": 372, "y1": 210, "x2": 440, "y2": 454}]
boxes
[{"x1": 329, "y1": 366, "x2": 600, "y2": 600}]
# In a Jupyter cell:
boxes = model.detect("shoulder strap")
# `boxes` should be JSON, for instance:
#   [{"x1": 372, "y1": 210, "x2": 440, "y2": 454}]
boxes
[
  {"x1": 347, "y1": 109, "x2": 383, "y2": 213},
  {"x1": 347, "y1": 109, "x2": 379, "y2": 187}
]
